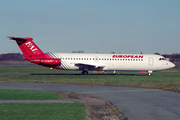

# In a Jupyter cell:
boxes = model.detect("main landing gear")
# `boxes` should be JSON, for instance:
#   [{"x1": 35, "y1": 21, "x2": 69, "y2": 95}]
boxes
[
  {"x1": 148, "y1": 71, "x2": 153, "y2": 76},
  {"x1": 82, "y1": 70, "x2": 88, "y2": 75}
]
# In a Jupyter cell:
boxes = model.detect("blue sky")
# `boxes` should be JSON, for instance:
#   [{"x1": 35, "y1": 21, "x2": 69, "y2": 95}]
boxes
[{"x1": 1, "y1": 0, "x2": 180, "y2": 54}]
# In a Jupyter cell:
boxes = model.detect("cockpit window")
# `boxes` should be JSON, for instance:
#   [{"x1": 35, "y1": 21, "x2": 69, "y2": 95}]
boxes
[{"x1": 159, "y1": 58, "x2": 166, "y2": 60}]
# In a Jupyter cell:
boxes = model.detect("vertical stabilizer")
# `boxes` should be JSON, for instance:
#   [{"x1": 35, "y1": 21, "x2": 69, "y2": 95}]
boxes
[
  {"x1": 8, "y1": 37, "x2": 44, "y2": 57},
  {"x1": 8, "y1": 37, "x2": 61, "y2": 68}
]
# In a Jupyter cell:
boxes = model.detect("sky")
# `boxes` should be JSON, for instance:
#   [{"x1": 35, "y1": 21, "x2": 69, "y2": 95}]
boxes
[{"x1": 0, "y1": 0, "x2": 180, "y2": 54}]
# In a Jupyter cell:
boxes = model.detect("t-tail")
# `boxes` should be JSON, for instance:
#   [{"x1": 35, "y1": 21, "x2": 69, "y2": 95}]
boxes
[{"x1": 8, "y1": 37, "x2": 61, "y2": 69}]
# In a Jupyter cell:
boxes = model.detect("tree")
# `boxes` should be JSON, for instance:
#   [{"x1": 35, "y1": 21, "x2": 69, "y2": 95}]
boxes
[{"x1": 0, "y1": 53, "x2": 25, "y2": 61}]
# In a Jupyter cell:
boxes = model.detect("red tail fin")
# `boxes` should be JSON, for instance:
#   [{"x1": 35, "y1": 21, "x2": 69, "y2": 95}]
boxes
[
  {"x1": 8, "y1": 37, "x2": 44, "y2": 57},
  {"x1": 8, "y1": 37, "x2": 61, "y2": 69}
]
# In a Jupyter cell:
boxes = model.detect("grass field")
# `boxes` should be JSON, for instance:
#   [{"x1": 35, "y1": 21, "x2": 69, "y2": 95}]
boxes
[
  {"x1": 0, "y1": 89, "x2": 86, "y2": 120},
  {"x1": 0, "y1": 89, "x2": 61, "y2": 100},
  {"x1": 0, "y1": 65, "x2": 180, "y2": 92},
  {"x1": 0, "y1": 103, "x2": 85, "y2": 120}
]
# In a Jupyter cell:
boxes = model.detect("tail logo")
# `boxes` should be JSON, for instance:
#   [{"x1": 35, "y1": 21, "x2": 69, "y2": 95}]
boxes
[{"x1": 25, "y1": 41, "x2": 38, "y2": 53}]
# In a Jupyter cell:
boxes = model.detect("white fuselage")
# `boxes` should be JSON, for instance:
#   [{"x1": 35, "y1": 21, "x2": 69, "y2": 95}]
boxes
[{"x1": 47, "y1": 53, "x2": 175, "y2": 71}]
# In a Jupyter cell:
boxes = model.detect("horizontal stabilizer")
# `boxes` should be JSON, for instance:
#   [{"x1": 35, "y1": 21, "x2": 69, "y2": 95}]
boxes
[{"x1": 8, "y1": 37, "x2": 33, "y2": 41}]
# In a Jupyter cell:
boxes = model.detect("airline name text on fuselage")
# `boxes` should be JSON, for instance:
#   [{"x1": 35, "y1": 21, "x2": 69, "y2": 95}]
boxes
[{"x1": 112, "y1": 55, "x2": 143, "y2": 58}]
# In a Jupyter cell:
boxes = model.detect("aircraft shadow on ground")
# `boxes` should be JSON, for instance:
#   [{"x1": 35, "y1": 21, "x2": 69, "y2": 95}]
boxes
[{"x1": 30, "y1": 73, "x2": 148, "y2": 76}]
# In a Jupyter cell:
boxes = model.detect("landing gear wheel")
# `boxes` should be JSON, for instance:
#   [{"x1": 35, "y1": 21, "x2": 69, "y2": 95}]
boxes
[
  {"x1": 82, "y1": 71, "x2": 88, "y2": 75},
  {"x1": 148, "y1": 71, "x2": 153, "y2": 76}
]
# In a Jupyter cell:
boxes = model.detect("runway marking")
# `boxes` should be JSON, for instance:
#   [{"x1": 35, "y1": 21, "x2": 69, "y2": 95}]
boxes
[{"x1": 79, "y1": 89, "x2": 159, "y2": 94}]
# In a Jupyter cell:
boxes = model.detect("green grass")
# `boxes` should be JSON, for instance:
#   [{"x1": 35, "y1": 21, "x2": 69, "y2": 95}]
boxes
[
  {"x1": 0, "y1": 89, "x2": 61, "y2": 100},
  {"x1": 0, "y1": 65, "x2": 180, "y2": 92},
  {"x1": 0, "y1": 89, "x2": 86, "y2": 120},
  {"x1": 0, "y1": 66, "x2": 62, "y2": 74},
  {"x1": 0, "y1": 103, "x2": 85, "y2": 120}
]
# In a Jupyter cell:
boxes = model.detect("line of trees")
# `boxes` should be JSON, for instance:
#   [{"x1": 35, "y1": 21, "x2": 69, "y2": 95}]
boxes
[
  {"x1": 0, "y1": 53, "x2": 25, "y2": 61},
  {"x1": 162, "y1": 53, "x2": 180, "y2": 58},
  {"x1": 162, "y1": 53, "x2": 180, "y2": 62}
]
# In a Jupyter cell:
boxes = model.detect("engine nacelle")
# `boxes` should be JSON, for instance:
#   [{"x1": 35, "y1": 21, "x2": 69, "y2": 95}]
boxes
[{"x1": 31, "y1": 58, "x2": 61, "y2": 65}]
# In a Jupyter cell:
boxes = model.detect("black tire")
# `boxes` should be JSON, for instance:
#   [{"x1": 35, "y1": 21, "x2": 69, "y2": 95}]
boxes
[{"x1": 82, "y1": 71, "x2": 88, "y2": 75}]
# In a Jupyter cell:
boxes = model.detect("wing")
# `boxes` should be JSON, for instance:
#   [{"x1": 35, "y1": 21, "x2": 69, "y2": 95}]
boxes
[{"x1": 74, "y1": 63, "x2": 105, "y2": 70}]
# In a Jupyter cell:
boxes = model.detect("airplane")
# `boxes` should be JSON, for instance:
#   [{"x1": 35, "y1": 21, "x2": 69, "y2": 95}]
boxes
[{"x1": 8, "y1": 36, "x2": 175, "y2": 75}]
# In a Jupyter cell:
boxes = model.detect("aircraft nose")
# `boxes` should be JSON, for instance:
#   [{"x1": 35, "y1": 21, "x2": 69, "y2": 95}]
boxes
[{"x1": 169, "y1": 62, "x2": 175, "y2": 68}]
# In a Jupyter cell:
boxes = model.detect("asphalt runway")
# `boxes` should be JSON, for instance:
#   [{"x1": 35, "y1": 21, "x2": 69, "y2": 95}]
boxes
[{"x1": 0, "y1": 83, "x2": 180, "y2": 120}]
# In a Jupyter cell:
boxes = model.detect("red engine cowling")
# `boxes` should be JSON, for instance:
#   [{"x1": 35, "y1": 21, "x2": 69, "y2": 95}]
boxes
[{"x1": 31, "y1": 58, "x2": 61, "y2": 65}]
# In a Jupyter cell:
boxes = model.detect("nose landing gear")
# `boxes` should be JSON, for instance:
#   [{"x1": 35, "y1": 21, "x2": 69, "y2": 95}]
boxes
[{"x1": 148, "y1": 71, "x2": 153, "y2": 76}]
